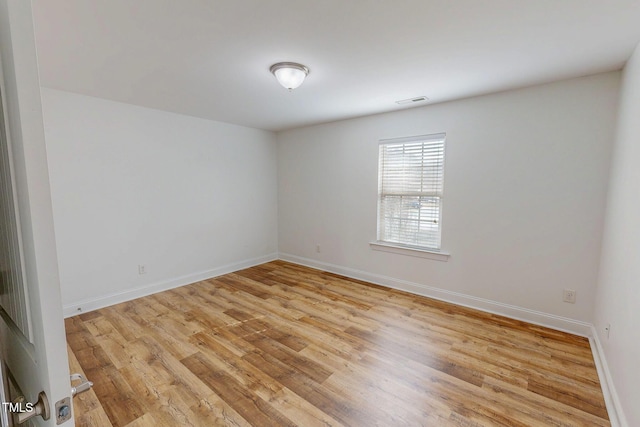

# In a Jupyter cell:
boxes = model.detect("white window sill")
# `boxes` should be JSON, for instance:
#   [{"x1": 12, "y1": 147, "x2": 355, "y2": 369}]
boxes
[{"x1": 369, "y1": 241, "x2": 450, "y2": 262}]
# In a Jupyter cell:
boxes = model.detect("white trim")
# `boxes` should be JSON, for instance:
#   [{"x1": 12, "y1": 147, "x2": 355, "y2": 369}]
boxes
[
  {"x1": 370, "y1": 241, "x2": 450, "y2": 261},
  {"x1": 278, "y1": 252, "x2": 592, "y2": 337},
  {"x1": 62, "y1": 253, "x2": 278, "y2": 318},
  {"x1": 379, "y1": 132, "x2": 446, "y2": 145},
  {"x1": 590, "y1": 327, "x2": 627, "y2": 427},
  {"x1": 62, "y1": 252, "x2": 622, "y2": 423}
]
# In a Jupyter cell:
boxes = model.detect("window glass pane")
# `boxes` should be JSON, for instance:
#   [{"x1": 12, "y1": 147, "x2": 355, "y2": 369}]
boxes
[{"x1": 378, "y1": 133, "x2": 445, "y2": 250}]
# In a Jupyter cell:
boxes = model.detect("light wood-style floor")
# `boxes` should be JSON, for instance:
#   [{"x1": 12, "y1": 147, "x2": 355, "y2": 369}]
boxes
[{"x1": 66, "y1": 261, "x2": 609, "y2": 426}]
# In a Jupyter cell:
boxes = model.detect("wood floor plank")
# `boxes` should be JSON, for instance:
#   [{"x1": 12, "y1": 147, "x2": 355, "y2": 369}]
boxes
[
  {"x1": 241, "y1": 349, "x2": 378, "y2": 427},
  {"x1": 481, "y1": 376, "x2": 611, "y2": 426},
  {"x1": 67, "y1": 261, "x2": 610, "y2": 426},
  {"x1": 188, "y1": 394, "x2": 254, "y2": 427},
  {"x1": 182, "y1": 352, "x2": 297, "y2": 427},
  {"x1": 67, "y1": 344, "x2": 113, "y2": 426},
  {"x1": 188, "y1": 331, "x2": 286, "y2": 401},
  {"x1": 123, "y1": 413, "x2": 159, "y2": 427}
]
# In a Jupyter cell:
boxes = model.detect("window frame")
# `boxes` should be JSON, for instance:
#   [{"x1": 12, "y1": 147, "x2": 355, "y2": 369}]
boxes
[{"x1": 374, "y1": 133, "x2": 449, "y2": 260}]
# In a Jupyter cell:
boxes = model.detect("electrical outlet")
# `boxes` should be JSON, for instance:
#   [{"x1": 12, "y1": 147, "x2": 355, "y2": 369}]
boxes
[
  {"x1": 605, "y1": 323, "x2": 611, "y2": 339},
  {"x1": 138, "y1": 264, "x2": 146, "y2": 275},
  {"x1": 316, "y1": 244, "x2": 321, "y2": 253},
  {"x1": 562, "y1": 289, "x2": 576, "y2": 303}
]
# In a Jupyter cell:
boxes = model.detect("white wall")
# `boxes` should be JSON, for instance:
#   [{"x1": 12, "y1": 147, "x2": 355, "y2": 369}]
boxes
[
  {"x1": 278, "y1": 72, "x2": 619, "y2": 331},
  {"x1": 594, "y1": 42, "x2": 640, "y2": 427},
  {"x1": 41, "y1": 88, "x2": 278, "y2": 315}
]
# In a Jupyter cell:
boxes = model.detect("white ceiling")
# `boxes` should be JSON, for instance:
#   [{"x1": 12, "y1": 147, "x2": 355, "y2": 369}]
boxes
[{"x1": 32, "y1": 0, "x2": 640, "y2": 132}]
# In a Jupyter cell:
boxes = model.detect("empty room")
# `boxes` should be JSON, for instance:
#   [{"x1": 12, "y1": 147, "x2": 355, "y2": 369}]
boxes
[{"x1": 1, "y1": 0, "x2": 640, "y2": 426}]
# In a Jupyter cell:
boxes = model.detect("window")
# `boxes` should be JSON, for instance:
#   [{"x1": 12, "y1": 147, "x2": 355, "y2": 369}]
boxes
[{"x1": 377, "y1": 133, "x2": 446, "y2": 251}]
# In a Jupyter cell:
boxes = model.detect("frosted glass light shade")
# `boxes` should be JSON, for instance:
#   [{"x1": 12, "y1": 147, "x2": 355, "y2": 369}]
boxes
[{"x1": 270, "y1": 62, "x2": 309, "y2": 90}]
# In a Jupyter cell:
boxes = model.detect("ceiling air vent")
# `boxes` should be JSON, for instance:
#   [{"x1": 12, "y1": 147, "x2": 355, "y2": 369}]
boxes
[{"x1": 395, "y1": 96, "x2": 429, "y2": 105}]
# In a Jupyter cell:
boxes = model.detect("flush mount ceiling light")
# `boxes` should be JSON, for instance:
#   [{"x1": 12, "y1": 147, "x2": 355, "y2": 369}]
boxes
[{"x1": 270, "y1": 62, "x2": 309, "y2": 90}]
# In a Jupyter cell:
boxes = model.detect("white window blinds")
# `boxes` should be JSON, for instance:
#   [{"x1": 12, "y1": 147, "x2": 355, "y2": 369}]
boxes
[{"x1": 377, "y1": 133, "x2": 446, "y2": 250}]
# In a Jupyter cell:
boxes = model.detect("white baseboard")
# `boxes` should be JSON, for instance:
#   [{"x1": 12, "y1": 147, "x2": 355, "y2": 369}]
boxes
[
  {"x1": 282, "y1": 254, "x2": 629, "y2": 423},
  {"x1": 63, "y1": 252, "x2": 591, "y2": 335},
  {"x1": 590, "y1": 327, "x2": 627, "y2": 427},
  {"x1": 62, "y1": 253, "x2": 279, "y2": 318},
  {"x1": 62, "y1": 252, "x2": 623, "y2": 423},
  {"x1": 278, "y1": 253, "x2": 593, "y2": 337}
]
